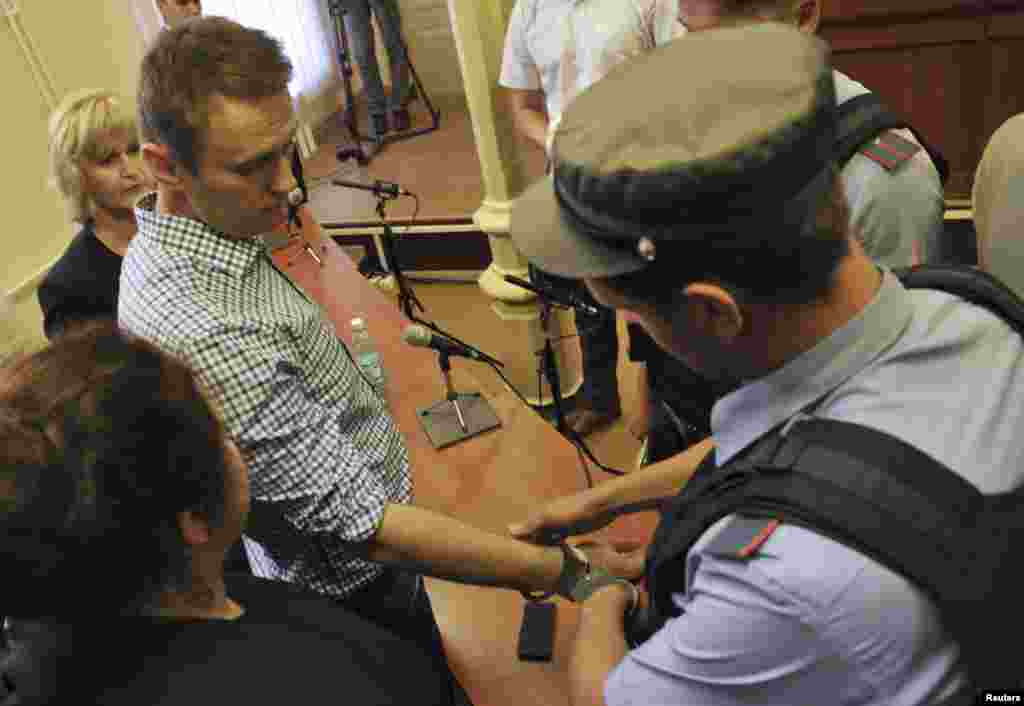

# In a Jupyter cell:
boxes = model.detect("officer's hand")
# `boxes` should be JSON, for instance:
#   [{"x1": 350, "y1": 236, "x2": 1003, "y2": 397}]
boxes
[
  {"x1": 574, "y1": 539, "x2": 646, "y2": 581},
  {"x1": 508, "y1": 489, "x2": 614, "y2": 544}
]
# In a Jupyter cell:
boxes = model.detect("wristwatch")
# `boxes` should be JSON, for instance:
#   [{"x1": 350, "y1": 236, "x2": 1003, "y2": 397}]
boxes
[
  {"x1": 567, "y1": 564, "x2": 632, "y2": 604},
  {"x1": 554, "y1": 542, "x2": 590, "y2": 598},
  {"x1": 556, "y1": 544, "x2": 635, "y2": 608},
  {"x1": 521, "y1": 541, "x2": 589, "y2": 603}
]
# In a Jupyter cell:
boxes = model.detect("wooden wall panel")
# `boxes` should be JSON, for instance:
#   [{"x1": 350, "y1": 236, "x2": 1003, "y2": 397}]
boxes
[
  {"x1": 821, "y1": 3, "x2": 1024, "y2": 200},
  {"x1": 830, "y1": 41, "x2": 989, "y2": 197},
  {"x1": 985, "y1": 12, "x2": 1024, "y2": 142},
  {"x1": 822, "y1": 0, "x2": 987, "y2": 22}
]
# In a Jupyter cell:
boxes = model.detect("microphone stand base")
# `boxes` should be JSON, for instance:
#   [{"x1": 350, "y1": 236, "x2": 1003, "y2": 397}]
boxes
[{"x1": 417, "y1": 393, "x2": 501, "y2": 450}]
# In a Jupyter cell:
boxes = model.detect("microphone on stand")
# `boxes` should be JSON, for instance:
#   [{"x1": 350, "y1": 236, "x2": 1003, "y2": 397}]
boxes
[
  {"x1": 402, "y1": 325, "x2": 502, "y2": 367},
  {"x1": 504, "y1": 275, "x2": 599, "y2": 316},
  {"x1": 332, "y1": 178, "x2": 410, "y2": 197}
]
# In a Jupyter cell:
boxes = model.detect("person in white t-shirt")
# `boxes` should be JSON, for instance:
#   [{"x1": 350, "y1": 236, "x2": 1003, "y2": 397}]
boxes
[{"x1": 499, "y1": 0, "x2": 684, "y2": 436}]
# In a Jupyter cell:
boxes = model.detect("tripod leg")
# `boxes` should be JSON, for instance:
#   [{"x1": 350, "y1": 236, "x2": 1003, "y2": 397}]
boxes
[
  {"x1": 450, "y1": 396, "x2": 468, "y2": 432},
  {"x1": 369, "y1": 0, "x2": 410, "y2": 114},
  {"x1": 331, "y1": 5, "x2": 372, "y2": 164}
]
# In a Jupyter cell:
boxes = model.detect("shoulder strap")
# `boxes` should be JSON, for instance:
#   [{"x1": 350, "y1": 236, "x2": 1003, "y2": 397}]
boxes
[
  {"x1": 835, "y1": 93, "x2": 950, "y2": 185},
  {"x1": 896, "y1": 264, "x2": 1024, "y2": 335},
  {"x1": 645, "y1": 417, "x2": 982, "y2": 628}
]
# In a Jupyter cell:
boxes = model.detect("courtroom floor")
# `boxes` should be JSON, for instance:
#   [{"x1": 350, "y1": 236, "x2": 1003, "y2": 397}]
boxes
[
  {"x1": 405, "y1": 278, "x2": 645, "y2": 484},
  {"x1": 302, "y1": 95, "x2": 548, "y2": 224},
  {"x1": 388, "y1": 279, "x2": 651, "y2": 706}
]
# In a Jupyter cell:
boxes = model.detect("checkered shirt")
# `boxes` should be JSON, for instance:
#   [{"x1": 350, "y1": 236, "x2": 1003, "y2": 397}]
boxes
[{"x1": 119, "y1": 193, "x2": 412, "y2": 598}]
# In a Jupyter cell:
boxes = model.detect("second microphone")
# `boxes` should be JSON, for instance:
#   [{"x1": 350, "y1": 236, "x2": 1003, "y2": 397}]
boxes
[{"x1": 402, "y1": 325, "x2": 502, "y2": 366}]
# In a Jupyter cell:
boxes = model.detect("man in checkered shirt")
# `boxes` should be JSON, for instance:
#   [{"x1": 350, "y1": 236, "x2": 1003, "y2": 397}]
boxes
[{"x1": 121, "y1": 17, "x2": 641, "y2": 701}]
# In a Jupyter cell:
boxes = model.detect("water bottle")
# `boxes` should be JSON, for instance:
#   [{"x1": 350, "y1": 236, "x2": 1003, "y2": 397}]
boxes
[{"x1": 350, "y1": 317, "x2": 386, "y2": 393}]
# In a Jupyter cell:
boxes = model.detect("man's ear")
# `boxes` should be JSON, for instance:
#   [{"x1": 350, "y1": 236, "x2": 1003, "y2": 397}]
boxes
[
  {"x1": 142, "y1": 142, "x2": 185, "y2": 189},
  {"x1": 682, "y1": 282, "x2": 744, "y2": 343},
  {"x1": 178, "y1": 510, "x2": 212, "y2": 548},
  {"x1": 795, "y1": 0, "x2": 821, "y2": 34}
]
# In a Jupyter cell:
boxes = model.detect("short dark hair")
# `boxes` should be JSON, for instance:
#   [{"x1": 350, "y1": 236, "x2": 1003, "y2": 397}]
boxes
[
  {"x1": 138, "y1": 16, "x2": 292, "y2": 174},
  {"x1": 0, "y1": 321, "x2": 230, "y2": 618},
  {"x1": 597, "y1": 169, "x2": 850, "y2": 308}
]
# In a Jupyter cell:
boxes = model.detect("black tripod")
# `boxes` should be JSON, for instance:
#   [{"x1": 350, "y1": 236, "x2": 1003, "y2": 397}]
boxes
[
  {"x1": 372, "y1": 189, "x2": 424, "y2": 321},
  {"x1": 536, "y1": 297, "x2": 571, "y2": 438},
  {"x1": 327, "y1": 0, "x2": 441, "y2": 165}
]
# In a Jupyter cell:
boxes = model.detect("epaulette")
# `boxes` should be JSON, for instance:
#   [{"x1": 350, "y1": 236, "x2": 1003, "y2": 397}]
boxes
[
  {"x1": 858, "y1": 130, "x2": 922, "y2": 172},
  {"x1": 703, "y1": 515, "x2": 781, "y2": 559}
]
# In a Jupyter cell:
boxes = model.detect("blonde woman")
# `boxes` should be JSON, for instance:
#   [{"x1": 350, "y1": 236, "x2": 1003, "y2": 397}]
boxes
[{"x1": 40, "y1": 89, "x2": 151, "y2": 339}]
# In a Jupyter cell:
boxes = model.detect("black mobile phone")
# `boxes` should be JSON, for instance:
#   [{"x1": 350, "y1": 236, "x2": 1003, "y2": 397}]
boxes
[{"x1": 517, "y1": 601, "x2": 557, "y2": 662}]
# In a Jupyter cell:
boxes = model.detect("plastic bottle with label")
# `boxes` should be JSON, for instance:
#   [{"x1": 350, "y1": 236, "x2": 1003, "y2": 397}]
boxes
[{"x1": 350, "y1": 317, "x2": 386, "y2": 393}]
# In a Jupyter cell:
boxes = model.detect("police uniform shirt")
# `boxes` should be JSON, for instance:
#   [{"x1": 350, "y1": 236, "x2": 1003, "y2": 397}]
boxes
[
  {"x1": 835, "y1": 71, "x2": 945, "y2": 267},
  {"x1": 606, "y1": 270, "x2": 1024, "y2": 705}
]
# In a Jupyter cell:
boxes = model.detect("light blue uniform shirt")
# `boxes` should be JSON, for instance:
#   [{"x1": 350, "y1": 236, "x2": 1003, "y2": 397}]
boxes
[
  {"x1": 834, "y1": 72, "x2": 945, "y2": 267},
  {"x1": 606, "y1": 270, "x2": 1024, "y2": 705}
]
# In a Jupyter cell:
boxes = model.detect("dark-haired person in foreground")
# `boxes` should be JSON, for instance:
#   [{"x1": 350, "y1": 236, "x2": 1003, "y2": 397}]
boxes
[
  {"x1": 0, "y1": 322, "x2": 451, "y2": 706},
  {"x1": 508, "y1": 24, "x2": 1024, "y2": 705}
]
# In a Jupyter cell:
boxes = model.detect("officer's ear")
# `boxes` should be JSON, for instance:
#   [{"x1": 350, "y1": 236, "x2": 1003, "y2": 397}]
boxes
[{"x1": 681, "y1": 282, "x2": 744, "y2": 344}]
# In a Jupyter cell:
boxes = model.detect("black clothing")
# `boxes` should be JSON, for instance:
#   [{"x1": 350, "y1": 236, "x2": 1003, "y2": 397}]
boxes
[{"x1": 37, "y1": 222, "x2": 122, "y2": 340}]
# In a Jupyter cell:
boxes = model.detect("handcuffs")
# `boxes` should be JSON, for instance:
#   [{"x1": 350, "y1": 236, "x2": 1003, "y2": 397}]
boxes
[{"x1": 520, "y1": 514, "x2": 655, "y2": 618}]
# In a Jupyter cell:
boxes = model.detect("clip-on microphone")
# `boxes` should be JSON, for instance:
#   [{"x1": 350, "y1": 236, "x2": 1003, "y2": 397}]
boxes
[{"x1": 289, "y1": 147, "x2": 323, "y2": 266}]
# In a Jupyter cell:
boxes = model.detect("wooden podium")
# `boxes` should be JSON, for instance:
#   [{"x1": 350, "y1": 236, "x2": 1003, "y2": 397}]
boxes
[{"x1": 269, "y1": 219, "x2": 656, "y2": 706}]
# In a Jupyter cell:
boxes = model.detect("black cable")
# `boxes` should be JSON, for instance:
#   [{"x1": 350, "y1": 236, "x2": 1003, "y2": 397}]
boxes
[
  {"x1": 386, "y1": 190, "x2": 625, "y2": 479},
  {"x1": 531, "y1": 339, "x2": 623, "y2": 480},
  {"x1": 487, "y1": 357, "x2": 623, "y2": 483}
]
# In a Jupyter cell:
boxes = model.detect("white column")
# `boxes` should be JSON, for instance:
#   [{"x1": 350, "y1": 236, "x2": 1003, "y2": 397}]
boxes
[{"x1": 445, "y1": 0, "x2": 581, "y2": 405}]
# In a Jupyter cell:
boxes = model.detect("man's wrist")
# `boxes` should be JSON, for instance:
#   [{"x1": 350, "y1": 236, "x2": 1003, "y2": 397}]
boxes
[
  {"x1": 555, "y1": 542, "x2": 590, "y2": 598},
  {"x1": 583, "y1": 578, "x2": 638, "y2": 614},
  {"x1": 520, "y1": 544, "x2": 565, "y2": 601}
]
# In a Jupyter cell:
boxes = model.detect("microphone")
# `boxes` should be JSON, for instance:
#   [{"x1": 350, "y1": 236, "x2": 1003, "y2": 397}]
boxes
[
  {"x1": 504, "y1": 275, "x2": 600, "y2": 316},
  {"x1": 332, "y1": 178, "x2": 410, "y2": 197},
  {"x1": 402, "y1": 325, "x2": 500, "y2": 365}
]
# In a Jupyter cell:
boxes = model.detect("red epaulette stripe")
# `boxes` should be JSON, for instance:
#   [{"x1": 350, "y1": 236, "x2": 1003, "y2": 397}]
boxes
[
  {"x1": 872, "y1": 140, "x2": 914, "y2": 161},
  {"x1": 866, "y1": 152, "x2": 900, "y2": 169},
  {"x1": 737, "y1": 518, "x2": 781, "y2": 558}
]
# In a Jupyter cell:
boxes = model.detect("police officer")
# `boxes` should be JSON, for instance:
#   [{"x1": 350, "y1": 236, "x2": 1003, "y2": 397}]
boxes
[
  {"x1": 508, "y1": 24, "x2": 1024, "y2": 705},
  {"x1": 625, "y1": 0, "x2": 947, "y2": 464}
]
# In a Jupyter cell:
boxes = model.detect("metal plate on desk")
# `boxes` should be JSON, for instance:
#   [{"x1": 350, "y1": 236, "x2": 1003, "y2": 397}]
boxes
[{"x1": 417, "y1": 393, "x2": 502, "y2": 450}]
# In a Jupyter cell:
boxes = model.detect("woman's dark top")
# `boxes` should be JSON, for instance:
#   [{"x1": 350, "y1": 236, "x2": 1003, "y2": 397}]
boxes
[{"x1": 37, "y1": 221, "x2": 123, "y2": 340}]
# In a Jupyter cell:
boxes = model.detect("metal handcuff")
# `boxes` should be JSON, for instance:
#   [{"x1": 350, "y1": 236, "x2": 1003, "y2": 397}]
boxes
[
  {"x1": 519, "y1": 518, "x2": 657, "y2": 619},
  {"x1": 520, "y1": 540, "x2": 639, "y2": 622}
]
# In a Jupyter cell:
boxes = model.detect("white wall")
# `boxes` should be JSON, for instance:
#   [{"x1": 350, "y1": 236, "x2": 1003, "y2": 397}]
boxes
[
  {"x1": 395, "y1": 0, "x2": 465, "y2": 99},
  {"x1": 360, "y1": 0, "x2": 465, "y2": 101},
  {"x1": 0, "y1": 0, "x2": 469, "y2": 356},
  {"x1": 1, "y1": 0, "x2": 144, "y2": 355}
]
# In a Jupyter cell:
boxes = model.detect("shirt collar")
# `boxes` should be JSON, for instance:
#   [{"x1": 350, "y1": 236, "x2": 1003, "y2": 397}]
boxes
[
  {"x1": 133, "y1": 192, "x2": 265, "y2": 279},
  {"x1": 711, "y1": 268, "x2": 913, "y2": 465}
]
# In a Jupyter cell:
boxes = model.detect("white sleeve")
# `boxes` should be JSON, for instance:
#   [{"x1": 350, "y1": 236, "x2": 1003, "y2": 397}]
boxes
[
  {"x1": 499, "y1": 0, "x2": 541, "y2": 90},
  {"x1": 651, "y1": 0, "x2": 686, "y2": 46}
]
